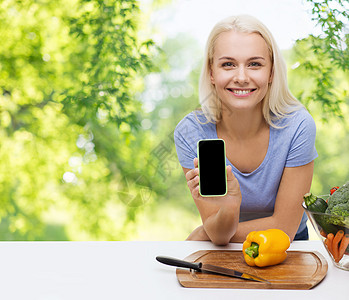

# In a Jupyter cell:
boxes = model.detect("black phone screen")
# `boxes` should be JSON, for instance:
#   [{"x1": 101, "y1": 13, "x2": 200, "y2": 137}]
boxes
[{"x1": 197, "y1": 139, "x2": 227, "y2": 196}]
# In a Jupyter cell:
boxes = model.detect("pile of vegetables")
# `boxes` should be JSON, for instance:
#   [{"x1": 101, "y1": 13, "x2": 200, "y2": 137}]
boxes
[{"x1": 304, "y1": 182, "x2": 349, "y2": 263}]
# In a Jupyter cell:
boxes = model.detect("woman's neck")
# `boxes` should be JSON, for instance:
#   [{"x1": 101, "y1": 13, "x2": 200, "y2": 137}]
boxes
[{"x1": 217, "y1": 107, "x2": 268, "y2": 141}]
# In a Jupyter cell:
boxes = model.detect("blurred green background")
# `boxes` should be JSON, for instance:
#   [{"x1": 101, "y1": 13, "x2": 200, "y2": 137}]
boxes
[{"x1": 0, "y1": 0, "x2": 348, "y2": 241}]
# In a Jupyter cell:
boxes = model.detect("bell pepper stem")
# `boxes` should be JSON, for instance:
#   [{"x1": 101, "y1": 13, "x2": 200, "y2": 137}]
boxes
[{"x1": 245, "y1": 242, "x2": 259, "y2": 258}]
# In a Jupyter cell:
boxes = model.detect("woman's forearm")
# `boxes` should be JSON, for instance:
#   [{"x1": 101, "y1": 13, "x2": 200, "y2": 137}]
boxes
[
  {"x1": 188, "y1": 212, "x2": 301, "y2": 244},
  {"x1": 229, "y1": 215, "x2": 300, "y2": 243},
  {"x1": 203, "y1": 204, "x2": 240, "y2": 245}
]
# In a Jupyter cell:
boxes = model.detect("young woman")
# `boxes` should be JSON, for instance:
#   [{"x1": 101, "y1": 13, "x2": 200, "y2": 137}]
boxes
[{"x1": 174, "y1": 15, "x2": 317, "y2": 245}]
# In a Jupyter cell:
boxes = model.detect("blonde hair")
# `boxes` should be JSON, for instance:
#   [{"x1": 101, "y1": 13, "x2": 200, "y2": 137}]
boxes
[{"x1": 199, "y1": 15, "x2": 303, "y2": 127}]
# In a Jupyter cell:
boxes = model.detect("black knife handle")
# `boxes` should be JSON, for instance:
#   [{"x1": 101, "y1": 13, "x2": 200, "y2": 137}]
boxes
[{"x1": 156, "y1": 256, "x2": 202, "y2": 271}]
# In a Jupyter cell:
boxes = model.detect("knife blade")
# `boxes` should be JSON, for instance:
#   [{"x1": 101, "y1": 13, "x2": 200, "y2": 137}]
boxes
[{"x1": 156, "y1": 255, "x2": 270, "y2": 284}]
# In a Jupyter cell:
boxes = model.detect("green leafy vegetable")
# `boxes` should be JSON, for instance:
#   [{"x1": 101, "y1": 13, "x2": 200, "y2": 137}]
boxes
[{"x1": 325, "y1": 182, "x2": 349, "y2": 226}]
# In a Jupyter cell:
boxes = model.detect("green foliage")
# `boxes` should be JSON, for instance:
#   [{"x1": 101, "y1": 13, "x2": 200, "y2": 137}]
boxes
[
  {"x1": 294, "y1": 0, "x2": 349, "y2": 119},
  {"x1": 63, "y1": 0, "x2": 157, "y2": 127},
  {"x1": 287, "y1": 40, "x2": 349, "y2": 195},
  {"x1": 306, "y1": 0, "x2": 349, "y2": 69},
  {"x1": 287, "y1": 0, "x2": 349, "y2": 196},
  {"x1": 0, "y1": 0, "x2": 164, "y2": 240}
]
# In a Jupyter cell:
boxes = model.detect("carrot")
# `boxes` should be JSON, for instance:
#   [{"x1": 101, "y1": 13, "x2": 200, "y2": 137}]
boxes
[
  {"x1": 332, "y1": 230, "x2": 344, "y2": 263},
  {"x1": 320, "y1": 229, "x2": 327, "y2": 238},
  {"x1": 325, "y1": 238, "x2": 331, "y2": 252},
  {"x1": 326, "y1": 233, "x2": 334, "y2": 255},
  {"x1": 338, "y1": 234, "x2": 349, "y2": 262}
]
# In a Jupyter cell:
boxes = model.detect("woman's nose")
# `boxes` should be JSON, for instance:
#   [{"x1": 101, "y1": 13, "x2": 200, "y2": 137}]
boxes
[{"x1": 233, "y1": 66, "x2": 249, "y2": 84}]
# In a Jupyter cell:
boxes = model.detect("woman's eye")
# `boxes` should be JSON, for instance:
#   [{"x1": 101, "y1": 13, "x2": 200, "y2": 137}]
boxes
[
  {"x1": 222, "y1": 62, "x2": 234, "y2": 67},
  {"x1": 249, "y1": 62, "x2": 262, "y2": 67}
]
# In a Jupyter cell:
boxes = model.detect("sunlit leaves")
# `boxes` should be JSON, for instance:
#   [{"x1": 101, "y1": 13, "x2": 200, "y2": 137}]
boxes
[
  {"x1": 296, "y1": 0, "x2": 349, "y2": 119},
  {"x1": 63, "y1": 0, "x2": 159, "y2": 128},
  {"x1": 306, "y1": 0, "x2": 349, "y2": 69},
  {"x1": 287, "y1": 0, "x2": 349, "y2": 195},
  {"x1": 0, "y1": 0, "x2": 159, "y2": 240}
]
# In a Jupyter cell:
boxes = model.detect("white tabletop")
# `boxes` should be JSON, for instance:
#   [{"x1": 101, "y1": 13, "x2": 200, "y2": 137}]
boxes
[{"x1": 0, "y1": 240, "x2": 348, "y2": 300}]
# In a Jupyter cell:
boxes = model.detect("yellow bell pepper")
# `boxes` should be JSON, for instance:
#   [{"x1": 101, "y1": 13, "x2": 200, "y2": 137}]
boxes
[{"x1": 242, "y1": 229, "x2": 290, "y2": 267}]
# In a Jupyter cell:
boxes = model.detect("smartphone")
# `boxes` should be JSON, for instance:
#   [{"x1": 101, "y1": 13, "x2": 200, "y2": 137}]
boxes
[{"x1": 197, "y1": 139, "x2": 227, "y2": 197}]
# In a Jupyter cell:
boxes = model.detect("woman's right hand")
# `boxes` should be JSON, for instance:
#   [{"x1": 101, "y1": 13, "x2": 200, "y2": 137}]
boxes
[
  {"x1": 184, "y1": 158, "x2": 242, "y2": 244},
  {"x1": 186, "y1": 158, "x2": 242, "y2": 215}
]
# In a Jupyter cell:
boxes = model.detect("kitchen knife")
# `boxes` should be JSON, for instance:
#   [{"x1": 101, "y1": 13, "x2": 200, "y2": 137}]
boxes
[{"x1": 156, "y1": 255, "x2": 270, "y2": 284}]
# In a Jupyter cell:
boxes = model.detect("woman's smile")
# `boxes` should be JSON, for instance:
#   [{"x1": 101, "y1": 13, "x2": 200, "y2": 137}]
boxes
[{"x1": 227, "y1": 88, "x2": 257, "y2": 97}]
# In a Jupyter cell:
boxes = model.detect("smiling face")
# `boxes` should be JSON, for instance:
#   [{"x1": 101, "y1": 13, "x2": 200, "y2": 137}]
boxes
[{"x1": 210, "y1": 30, "x2": 273, "y2": 114}]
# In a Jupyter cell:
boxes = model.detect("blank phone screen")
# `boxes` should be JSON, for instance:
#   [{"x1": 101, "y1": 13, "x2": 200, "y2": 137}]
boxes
[{"x1": 198, "y1": 139, "x2": 227, "y2": 196}]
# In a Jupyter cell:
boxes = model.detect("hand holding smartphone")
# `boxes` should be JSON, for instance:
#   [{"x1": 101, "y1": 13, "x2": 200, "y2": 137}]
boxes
[{"x1": 197, "y1": 139, "x2": 227, "y2": 197}]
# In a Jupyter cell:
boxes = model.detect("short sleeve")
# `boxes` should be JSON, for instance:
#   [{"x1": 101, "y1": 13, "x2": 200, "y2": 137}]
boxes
[
  {"x1": 285, "y1": 111, "x2": 318, "y2": 167},
  {"x1": 174, "y1": 119, "x2": 198, "y2": 169},
  {"x1": 173, "y1": 112, "x2": 213, "y2": 169}
]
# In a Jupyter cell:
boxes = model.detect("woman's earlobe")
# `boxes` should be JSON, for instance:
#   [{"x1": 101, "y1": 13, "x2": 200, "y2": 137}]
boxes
[
  {"x1": 269, "y1": 69, "x2": 274, "y2": 83},
  {"x1": 210, "y1": 71, "x2": 215, "y2": 84}
]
